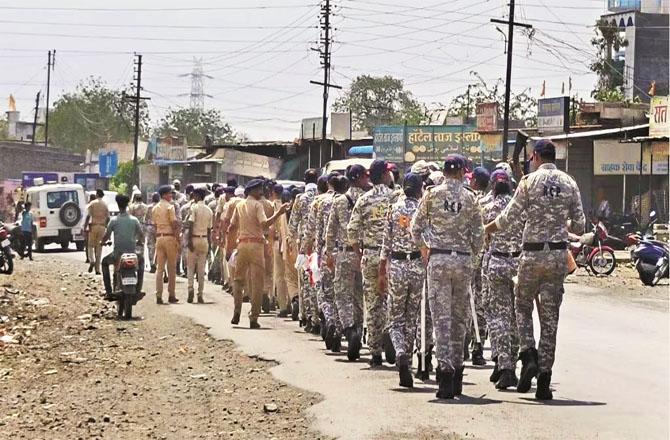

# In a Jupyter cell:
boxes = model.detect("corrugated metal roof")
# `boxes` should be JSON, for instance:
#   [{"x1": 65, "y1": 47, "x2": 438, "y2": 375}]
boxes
[{"x1": 530, "y1": 124, "x2": 649, "y2": 141}]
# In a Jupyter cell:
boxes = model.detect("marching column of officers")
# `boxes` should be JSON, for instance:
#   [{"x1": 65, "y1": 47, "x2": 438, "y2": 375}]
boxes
[{"x1": 87, "y1": 138, "x2": 584, "y2": 402}]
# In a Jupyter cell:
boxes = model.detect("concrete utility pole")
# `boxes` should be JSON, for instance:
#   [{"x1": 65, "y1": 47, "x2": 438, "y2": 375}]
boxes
[
  {"x1": 310, "y1": 0, "x2": 341, "y2": 168},
  {"x1": 491, "y1": 1, "x2": 532, "y2": 160},
  {"x1": 179, "y1": 57, "x2": 213, "y2": 110},
  {"x1": 45, "y1": 49, "x2": 55, "y2": 147},
  {"x1": 32, "y1": 91, "x2": 40, "y2": 145},
  {"x1": 122, "y1": 54, "x2": 150, "y2": 193}
]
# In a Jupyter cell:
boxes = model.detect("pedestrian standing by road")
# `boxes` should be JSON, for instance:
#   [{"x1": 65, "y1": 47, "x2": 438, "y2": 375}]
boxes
[
  {"x1": 145, "y1": 192, "x2": 160, "y2": 273},
  {"x1": 485, "y1": 139, "x2": 586, "y2": 400},
  {"x1": 411, "y1": 154, "x2": 484, "y2": 399},
  {"x1": 347, "y1": 159, "x2": 396, "y2": 367},
  {"x1": 186, "y1": 188, "x2": 213, "y2": 304},
  {"x1": 84, "y1": 189, "x2": 110, "y2": 275},
  {"x1": 325, "y1": 165, "x2": 368, "y2": 361},
  {"x1": 482, "y1": 170, "x2": 523, "y2": 390},
  {"x1": 228, "y1": 179, "x2": 289, "y2": 329},
  {"x1": 379, "y1": 173, "x2": 424, "y2": 387},
  {"x1": 153, "y1": 185, "x2": 181, "y2": 304},
  {"x1": 19, "y1": 202, "x2": 33, "y2": 261},
  {"x1": 84, "y1": 193, "x2": 96, "y2": 264}
]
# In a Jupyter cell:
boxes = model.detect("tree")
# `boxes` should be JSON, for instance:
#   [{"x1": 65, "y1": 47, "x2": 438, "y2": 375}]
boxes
[
  {"x1": 590, "y1": 18, "x2": 627, "y2": 98},
  {"x1": 0, "y1": 116, "x2": 7, "y2": 140},
  {"x1": 48, "y1": 77, "x2": 149, "y2": 154},
  {"x1": 153, "y1": 108, "x2": 237, "y2": 145},
  {"x1": 445, "y1": 73, "x2": 538, "y2": 127},
  {"x1": 333, "y1": 75, "x2": 425, "y2": 134}
]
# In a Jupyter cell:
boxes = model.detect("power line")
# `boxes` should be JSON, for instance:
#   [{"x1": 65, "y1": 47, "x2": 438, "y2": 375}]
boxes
[
  {"x1": 0, "y1": 19, "x2": 317, "y2": 31},
  {"x1": 0, "y1": 4, "x2": 319, "y2": 12}
]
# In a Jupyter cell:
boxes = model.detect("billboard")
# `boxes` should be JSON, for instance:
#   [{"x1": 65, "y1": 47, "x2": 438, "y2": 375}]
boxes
[
  {"x1": 650, "y1": 96, "x2": 669, "y2": 137},
  {"x1": 300, "y1": 117, "x2": 323, "y2": 140},
  {"x1": 373, "y1": 125, "x2": 481, "y2": 163},
  {"x1": 538, "y1": 97, "x2": 569, "y2": 134},
  {"x1": 593, "y1": 140, "x2": 668, "y2": 175},
  {"x1": 476, "y1": 103, "x2": 498, "y2": 132}
]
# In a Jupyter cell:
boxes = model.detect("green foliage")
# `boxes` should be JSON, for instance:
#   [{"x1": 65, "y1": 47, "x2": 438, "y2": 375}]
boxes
[
  {"x1": 110, "y1": 160, "x2": 144, "y2": 195},
  {"x1": 0, "y1": 116, "x2": 7, "y2": 140},
  {"x1": 333, "y1": 75, "x2": 425, "y2": 134},
  {"x1": 590, "y1": 18, "x2": 628, "y2": 98},
  {"x1": 446, "y1": 74, "x2": 538, "y2": 127},
  {"x1": 49, "y1": 77, "x2": 149, "y2": 154},
  {"x1": 153, "y1": 107, "x2": 237, "y2": 145}
]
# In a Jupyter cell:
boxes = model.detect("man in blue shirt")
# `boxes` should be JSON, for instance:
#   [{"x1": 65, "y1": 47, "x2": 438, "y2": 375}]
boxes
[
  {"x1": 20, "y1": 202, "x2": 33, "y2": 261},
  {"x1": 101, "y1": 194, "x2": 145, "y2": 296}
]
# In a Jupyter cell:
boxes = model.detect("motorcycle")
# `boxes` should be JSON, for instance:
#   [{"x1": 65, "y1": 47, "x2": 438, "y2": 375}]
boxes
[
  {"x1": 569, "y1": 221, "x2": 617, "y2": 276},
  {"x1": 0, "y1": 222, "x2": 14, "y2": 275},
  {"x1": 628, "y1": 212, "x2": 669, "y2": 286},
  {"x1": 108, "y1": 252, "x2": 145, "y2": 319}
]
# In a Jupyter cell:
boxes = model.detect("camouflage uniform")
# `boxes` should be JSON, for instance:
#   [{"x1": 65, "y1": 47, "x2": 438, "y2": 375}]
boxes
[
  {"x1": 325, "y1": 186, "x2": 365, "y2": 333},
  {"x1": 144, "y1": 202, "x2": 157, "y2": 268},
  {"x1": 347, "y1": 184, "x2": 394, "y2": 357},
  {"x1": 382, "y1": 194, "x2": 424, "y2": 367},
  {"x1": 494, "y1": 163, "x2": 585, "y2": 373},
  {"x1": 302, "y1": 191, "x2": 332, "y2": 326},
  {"x1": 315, "y1": 191, "x2": 340, "y2": 333},
  {"x1": 414, "y1": 296, "x2": 434, "y2": 354},
  {"x1": 411, "y1": 180, "x2": 484, "y2": 373},
  {"x1": 467, "y1": 190, "x2": 491, "y2": 346},
  {"x1": 180, "y1": 200, "x2": 193, "y2": 274},
  {"x1": 483, "y1": 193, "x2": 523, "y2": 371},
  {"x1": 288, "y1": 184, "x2": 318, "y2": 322}
]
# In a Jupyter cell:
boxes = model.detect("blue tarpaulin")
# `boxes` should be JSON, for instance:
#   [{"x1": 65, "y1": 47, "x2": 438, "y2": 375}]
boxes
[{"x1": 348, "y1": 145, "x2": 373, "y2": 156}]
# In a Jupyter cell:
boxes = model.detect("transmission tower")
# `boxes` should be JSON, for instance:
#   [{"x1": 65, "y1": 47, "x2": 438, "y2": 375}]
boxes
[{"x1": 179, "y1": 58, "x2": 213, "y2": 109}]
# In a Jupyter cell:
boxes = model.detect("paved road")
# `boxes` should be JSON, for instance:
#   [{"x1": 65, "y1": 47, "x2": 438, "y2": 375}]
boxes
[{"x1": 55, "y1": 248, "x2": 669, "y2": 440}]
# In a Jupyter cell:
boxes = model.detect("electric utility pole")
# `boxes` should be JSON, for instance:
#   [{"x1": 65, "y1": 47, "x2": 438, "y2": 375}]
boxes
[
  {"x1": 32, "y1": 91, "x2": 40, "y2": 145},
  {"x1": 310, "y1": 0, "x2": 341, "y2": 167},
  {"x1": 45, "y1": 49, "x2": 55, "y2": 147},
  {"x1": 122, "y1": 54, "x2": 150, "y2": 193},
  {"x1": 491, "y1": 1, "x2": 531, "y2": 160}
]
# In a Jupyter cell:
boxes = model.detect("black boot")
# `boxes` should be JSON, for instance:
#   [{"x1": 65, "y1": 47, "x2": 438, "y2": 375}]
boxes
[
  {"x1": 415, "y1": 352, "x2": 430, "y2": 381},
  {"x1": 496, "y1": 369, "x2": 518, "y2": 390},
  {"x1": 453, "y1": 366, "x2": 465, "y2": 396},
  {"x1": 230, "y1": 312, "x2": 240, "y2": 325},
  {"x1": 304, "y1": 318, "x2": 313, "y2": 333},
  {"x1": 398, "y1": 364, "x2": 413, "y2": 388},
  {"x1": 262, "y1": 294, "x2": 271, "y2": 313},
  {"x1": 463, "y1": 340, "x2": 470, "y2": 361},
  {"x1": 425, "y1": 346, "x2": 434, "y2": 372},
  {"x1": 311, "y1": 322, "x2": 321, "y2": 336},
  {"x1": 471, "y1": 342, "x2": 486, "y2": 366},
  {"x1": 325, "y1": 324, "x2": 335, "y2": 350},
  {"x1": 320, "y1": 313, "x2": 328, "y2": 341},
  {"x1": 346, "y1": 327, "x2": 361, "y2": 361},
  {"x1": 382, "y1": 332, "x2": 396, "y2": 365},
  {"x1": 369, "y1": 354, "x2": 383, "y2": 367},
  {"x1": 436, "y1": 369, "x2": 455, "y2": 399},
  {"x1": 435, "y1": 366, "x2": 443, "y2": 384},
  {"x1": 291, "y1": 297, "x2": 300, "y2": 321},
  {"x1": 517, "y1": 348, "x2": 539, "y2": 393},
  {"x1": 330, "y1": 331, "x2": 342, "y2": 353},
  {"x1": 535, "y1": 371, "x2": 553, "y2": 400},
  {"x1": 490, "y1": 356, "x2": 502, "y2": 383}
]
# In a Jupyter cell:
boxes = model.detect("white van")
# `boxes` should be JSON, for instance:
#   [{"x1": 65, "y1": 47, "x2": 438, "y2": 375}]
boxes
[
  {"x1": 322, "y1": 158, "x2": 374, "y2": 176},
  {"x1": 25, "y1": 183, "x2": 88, "y2": 252}
]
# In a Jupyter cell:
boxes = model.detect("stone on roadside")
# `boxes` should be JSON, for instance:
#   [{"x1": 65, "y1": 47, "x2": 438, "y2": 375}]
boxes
[{"x1": 263, "y1": 403, "x2": 278, "y2": 413}]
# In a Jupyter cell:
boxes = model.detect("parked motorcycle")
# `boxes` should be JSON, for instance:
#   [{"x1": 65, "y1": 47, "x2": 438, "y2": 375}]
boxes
[
  {"x1": 108, "y1": 252, "x2": 145, "y2": 319},
  {"x1": 569, "y1": 221, "x2": 617, "y2": 276},
  {"x1": 628, "y1": 212, "x2": 669, "y2": 286},
  {"x1": 0, "y1": 222, "x2": 14, "y2": 275}
]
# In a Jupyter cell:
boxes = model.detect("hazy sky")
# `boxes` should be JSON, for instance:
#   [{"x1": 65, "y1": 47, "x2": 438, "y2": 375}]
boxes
[{"x1": 0, "y1": 0, "x2": 606, "y2": 141}]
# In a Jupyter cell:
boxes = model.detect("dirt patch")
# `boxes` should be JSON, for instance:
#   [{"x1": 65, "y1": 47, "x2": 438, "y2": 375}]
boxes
[{"x1": 0, "y1": 258, "x2": 327, "y2": 439}]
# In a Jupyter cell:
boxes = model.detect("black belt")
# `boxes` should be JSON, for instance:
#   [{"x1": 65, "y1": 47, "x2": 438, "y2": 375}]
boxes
[
  {"x1": 522, "y1": 242, "x2": 568, "y2": 251},
  {"x1": 192, "y1": 234, "x2": 208, "y2": 238},
  {"x1": 362, "y1": 245, "x2": 380, "y2": 251},
  {"x1": 391, "y1": 251, "x2": 422, "y2": 261},
  {"x1": 491, "y1": 250, "x2": 521, "y2": 258},
  {"x1": 430, "y1": 248, "x2": 470, "y2": 256}
]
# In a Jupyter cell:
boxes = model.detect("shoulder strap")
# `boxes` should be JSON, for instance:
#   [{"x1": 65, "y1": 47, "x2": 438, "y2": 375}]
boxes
[{"x1": 345, "y1": 194, "x2": 354, "y2": 210}]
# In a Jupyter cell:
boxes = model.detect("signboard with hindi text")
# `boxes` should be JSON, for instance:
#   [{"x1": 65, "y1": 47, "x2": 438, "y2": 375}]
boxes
[
  {"x1": 593, "y1": 140, "x2": 668, "y2": 175},
  {"x1": 476, "y1": 103, "x2": 498, "y2": 132},
  {"x1": 538, "y1": 97, "x2": 570, "y2": 134},
  {"x1": 373, "y1": 125, "x2": 481, "y2": 164},
  {"x1": 650, "y1": 96, "x2": 669, "y2": 137}
]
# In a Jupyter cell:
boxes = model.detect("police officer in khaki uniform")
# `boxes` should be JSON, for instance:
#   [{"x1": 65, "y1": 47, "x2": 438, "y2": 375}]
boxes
[
  {"x1": 228, "y1": 179, "x2": 289, "y2": 329},
  {"x1": 153, "y1": 185, "x2": 181, "y2": 304},
  {"x1": 85, "y1": 189, "x2": 110, "y2": 275},
  {"x1": 186, "y1": 188, "x2": 213, "y2": 303}
]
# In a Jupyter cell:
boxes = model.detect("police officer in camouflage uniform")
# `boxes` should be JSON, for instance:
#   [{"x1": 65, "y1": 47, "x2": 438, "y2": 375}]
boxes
[
  {"x1": 347, "y1": 160, "x2": 396, "y2": 367},
  {"x1": 411, "y1": 154, "x2": 484, "y2": 399},
  {"x1": 380, "y1": 173, "x2": 424, "y2": 387},
  {"x1": 482, "y1": 170, "x2": 523, "y2": 390},
  {"x1": 288, "y1": 169, "x2": 320, "y2": 331},
  {"x1": 485, "y1": 140, "x2": 585, "y2": 400},
  {"x1": 325, "y1": 165, "x2": 368, "y2": 361}
]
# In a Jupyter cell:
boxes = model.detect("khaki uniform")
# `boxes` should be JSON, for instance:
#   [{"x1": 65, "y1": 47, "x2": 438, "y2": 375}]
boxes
[
  {"x1": 261, "y1": 198, "x2": 275, "y2": 299},
  {"x1": 221, "y1": 197, "x2": 242, "y2": 285},
  {"x1": 153, "y1": 199, "x2": 179, "y2": 301},
  {"x1": 230, "y1": 198, "x2": 268, "y2": 322},
  {"x1": 272, "y1": 199, "x2": 291, "y2": 310},
  {"x1": 187, "y1": 201, "x2": 213, "y2": 300},
  {"x1": 87, "y1": 198, "x2": 110, "y2": 273}
]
